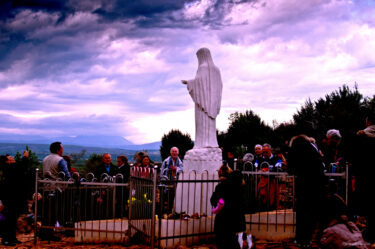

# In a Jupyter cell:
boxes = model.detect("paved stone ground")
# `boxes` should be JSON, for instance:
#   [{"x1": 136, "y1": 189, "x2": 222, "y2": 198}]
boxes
[
  {"x1": 3, "y1": 233, "x2": 308, "y2": 249},
  {"x1": 6, "y1": 232, "x2": 374, "y2": 249}
]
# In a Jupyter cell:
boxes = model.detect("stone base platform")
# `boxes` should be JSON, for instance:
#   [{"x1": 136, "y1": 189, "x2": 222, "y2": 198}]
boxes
[{"x1": 74, "y1": 210, "x2": 296, "y2": 248}]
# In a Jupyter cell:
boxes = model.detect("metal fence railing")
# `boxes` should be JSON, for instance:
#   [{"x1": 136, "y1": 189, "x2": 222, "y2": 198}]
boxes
[
  {"x1": 33, "y1": 163, "x2": 349, "y2": 248},
  {"x1": 157, "y1": 170, "x2": 217, "y2": 248},
  {"x1": 34, "y1": 169, "x2": 130, "y2": 245},
  {"x1": 128, "y1": 166, "x2": 157, "y2": 248}
]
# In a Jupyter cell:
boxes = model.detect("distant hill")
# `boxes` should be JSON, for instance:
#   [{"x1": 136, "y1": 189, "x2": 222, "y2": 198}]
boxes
[
  {"x1": 122, "y1": 142, "x2": 161, "y2": 150},
  {"x1": 56, "y1": 135, "x2": 134, "y2": 148},
  {"x1": 0, "y1": 134, "x2": 161, "y2": 151},
  {"x1": 0, "y1": 143, "x2": 161, "y2": 163}
]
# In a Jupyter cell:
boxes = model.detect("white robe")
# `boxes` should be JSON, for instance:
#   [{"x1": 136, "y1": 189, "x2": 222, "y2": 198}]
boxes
[{"x1": 186, "y1": 48, "x2": 223, "y2": 148}]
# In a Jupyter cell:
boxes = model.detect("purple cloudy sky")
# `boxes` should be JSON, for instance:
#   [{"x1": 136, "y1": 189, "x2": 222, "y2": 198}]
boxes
[{"x1": 0, "y1": 0, "x2": 374, "y2": 144}]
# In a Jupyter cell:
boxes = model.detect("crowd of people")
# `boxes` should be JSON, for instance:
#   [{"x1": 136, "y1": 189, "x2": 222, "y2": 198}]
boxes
[
  {"x1": 1, "y1": 113, "x2": 375, "y2": 248},
  {"x1": 0, "y1": 142, "x2": 185, "y2": 245},
  {"x1": 213, "y1": 114, "x2": 375, "y2": 248}
]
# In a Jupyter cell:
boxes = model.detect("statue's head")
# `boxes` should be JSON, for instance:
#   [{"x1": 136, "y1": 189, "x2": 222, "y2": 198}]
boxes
[{"x1": 196, "y1": 47, "x2": 213, "y2": 65}]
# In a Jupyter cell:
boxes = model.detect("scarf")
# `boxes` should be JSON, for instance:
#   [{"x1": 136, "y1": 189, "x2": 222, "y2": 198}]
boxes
[{"x1": 168, "y1": 156, "x2": 182, "y2": 169}]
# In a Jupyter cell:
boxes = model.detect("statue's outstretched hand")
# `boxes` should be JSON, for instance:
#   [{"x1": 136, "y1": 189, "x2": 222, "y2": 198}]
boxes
[{"x1": 181, "y1": 80, "x2": 187, "y2": 85}]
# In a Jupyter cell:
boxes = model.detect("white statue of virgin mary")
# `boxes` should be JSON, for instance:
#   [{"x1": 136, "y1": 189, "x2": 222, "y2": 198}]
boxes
[{"x1": 182, "y1": 48, "x2": 223, "y2": 148}]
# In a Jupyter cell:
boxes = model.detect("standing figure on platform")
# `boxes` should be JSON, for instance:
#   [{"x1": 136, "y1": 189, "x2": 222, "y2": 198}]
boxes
[
  {"x1": 161, "y1": 147, "x2": 183, "y2": 179},
  {"x1": 182, "y1": 47, "x2": 223, "y2": 148},
  {"x1": 160, "y1": 147, "x2": 183, "y2": 214},
  {"x1": 288, "y1": 135, "x2": 327, "y2": 247},
  {"x1": 210, "y1": 170, "x2": 246, "y2": 249},
  {"x1": 117, "y1": 155, "x2": 130, "y2": 183}
]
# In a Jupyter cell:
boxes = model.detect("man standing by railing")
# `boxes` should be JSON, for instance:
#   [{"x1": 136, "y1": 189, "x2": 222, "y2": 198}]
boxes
[
  {"x1": 116, "y1": 155, "x2": 130, "y2": 218},
  {"x1": 161, "y1": 147, "x2": 183, "y2": 180},
  {"x1": 40, "y1": 142, "x2": 70, "y2": 241},
  {"x1": 42, "y1": 142, "x2": 70, "y2": 180},
  {"x1": 94, "y1": 153, "x2": 118, "y2": 181},
  {"x1": 160, "y1": 147, "x2": 183, "y2": 214}
]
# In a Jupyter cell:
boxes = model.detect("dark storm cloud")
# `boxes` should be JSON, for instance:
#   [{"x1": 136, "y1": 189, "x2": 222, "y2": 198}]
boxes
[
  {"x1": 0, "y1": 0, "x2": 260, "y2": 32},
  {"x1": 0, "y1": 0, "x2": 68, "y2": 20},
  {"x1": 1, "y1": 0, "x2": 373, "y2": 143},
  {"x1": 0, "y1": 0, "x2": 192, "y2": 23},
  {"x1": 93, "y1": 0, "x2": 188, "y2": 20},
  {"x1": 0, "y1": 0, "x2": 198, "y2": 87}
]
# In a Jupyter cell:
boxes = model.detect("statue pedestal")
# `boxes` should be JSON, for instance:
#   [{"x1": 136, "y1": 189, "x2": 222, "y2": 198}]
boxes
[
  {"x1": 175, "y1": 148, "x2": 222, "y2": 216},
  {"x1": 182, "y1": 147, "x2": 222, "y2": 173}
]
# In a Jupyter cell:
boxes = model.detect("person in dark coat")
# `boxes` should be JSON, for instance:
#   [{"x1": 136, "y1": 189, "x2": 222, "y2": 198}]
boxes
[
  {"x1": 321, "y1": 129, "x2": 345, "y2": 173},
  {"x1": 0, "y1": 152, "x2": 29, "y2": 246},
  {"x1": 93, "y1": 153, "x2": 118, "y2": 219},
  {"x1": 352, "y1": 113, "x2": 375, "y2": 243},
  {"x1": 288, "y1": 135, "x2": 327, "y2": 247},
  {"x1": 94, "y1": 153, "x2": 118, "y2": 181},
  {"x1": 115, "y1": 155, "x2": 130, "y2": 218},
  {"x1": 116, "y1": 155, "x2": 130, "y2": 183},
  {"x1": 210, "y1": 170, "x2": 246, "y2": 249}
]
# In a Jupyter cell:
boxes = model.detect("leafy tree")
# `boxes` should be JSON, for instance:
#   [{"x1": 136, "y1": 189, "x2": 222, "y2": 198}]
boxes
[
  {"x1": 217, "y1": 130, "x2": 226, "y2": 149},
  {"x1": 218, "y1": 84, "x2": 372, "y2": 160},
  {"x1": 223, "y1": 110, "x2": 273, "y2": 156},
  {"x1": 316, "y1": 85, "x2": 364, "y2": 136},
  {"x1": 292, "y1": 99, "x2": 317, "y2": 137},
  {"x1": 291, "y1": 84, "x2": 366, "y2": 144},
  {"x1": 273, "y1": 121, "x2": 298, "y2": 147},
  {"x1": 82, "y1": 153, "x2": 102, "y2": 176},
  {"x1": 363, "y1": 94, "x2": 375, "y2": 121},
  {"x1": 69, "y1": 149, "x2": 86, "y2": 164},
  {"x1": 160, "y1": 129, "x2": 194, "y2": 161}
]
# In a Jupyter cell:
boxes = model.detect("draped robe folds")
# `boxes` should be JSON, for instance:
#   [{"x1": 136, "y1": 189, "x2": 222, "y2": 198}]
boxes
[{"x1": 186, "y1": 48, "x2": 223, "y2": 148}]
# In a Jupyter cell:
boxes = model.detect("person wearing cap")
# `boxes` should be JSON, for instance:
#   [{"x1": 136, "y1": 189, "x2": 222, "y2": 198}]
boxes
[{"x1": 322, "y1": 129, "x2": 344, "y2": 171}]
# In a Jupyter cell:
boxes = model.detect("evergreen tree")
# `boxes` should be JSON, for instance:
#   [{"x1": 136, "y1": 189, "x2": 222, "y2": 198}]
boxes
[
  {"x1": 291, "y1": 84, "x2": 366, "y2": 144},
  {"x1": 160, "y1": 130, "x2": 194, "y2": 161},
  {"x1": 293, "y1": 99, "x2": 317, "y2": 137}
]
